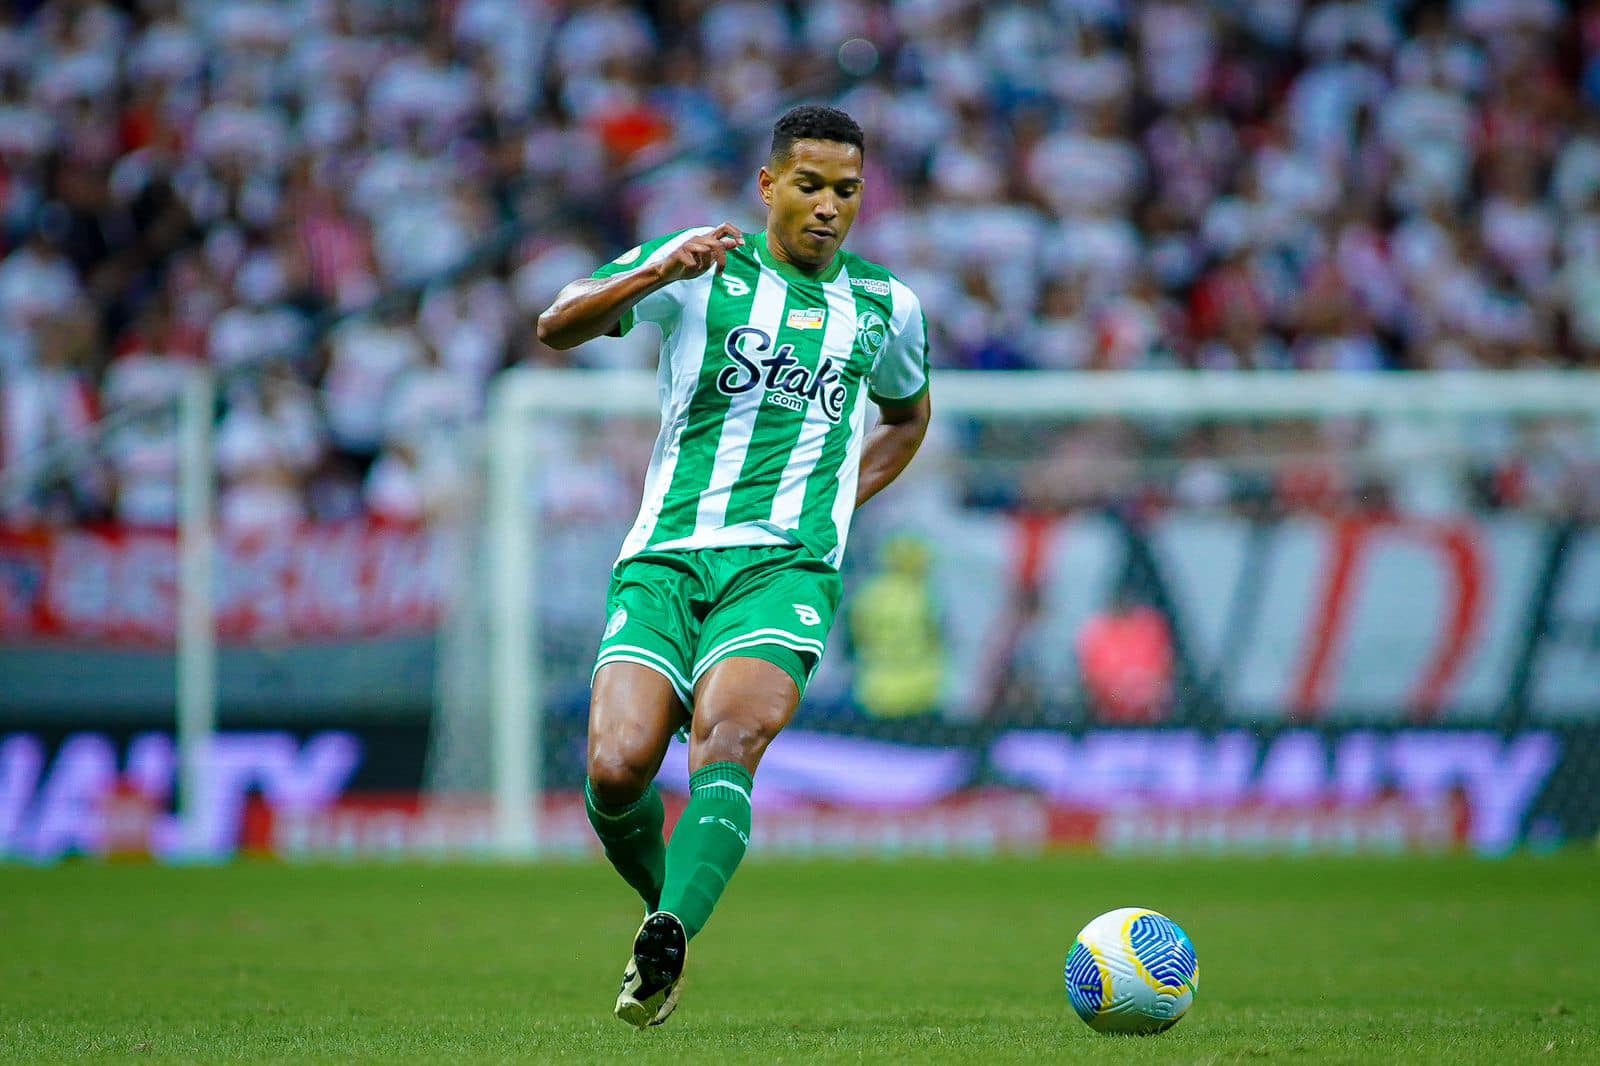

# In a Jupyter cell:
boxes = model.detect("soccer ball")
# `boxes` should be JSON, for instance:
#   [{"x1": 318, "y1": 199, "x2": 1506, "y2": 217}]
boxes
[{"x1": 1063, "y1": 907, "x2": 1198, "y2": 1034}]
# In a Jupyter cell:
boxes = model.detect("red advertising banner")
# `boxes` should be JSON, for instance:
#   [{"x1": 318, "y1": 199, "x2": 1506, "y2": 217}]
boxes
[
  {"x1": 0, "y1": 522, "x2": 445, "y2": 644},
  {"x1": 258, "y1": 791, "x2": 1467, "y2": 861}
]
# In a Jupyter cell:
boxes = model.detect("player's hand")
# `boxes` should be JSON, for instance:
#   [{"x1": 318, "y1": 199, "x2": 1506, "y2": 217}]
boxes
[{"x1": 652, "y1": 222, "x2": 744, "y2": 283}]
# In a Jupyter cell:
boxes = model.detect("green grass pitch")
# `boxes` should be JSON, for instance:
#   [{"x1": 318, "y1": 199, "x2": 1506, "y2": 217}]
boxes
[{"x1": 2, "y1": 855, "x2": 1595, "y2": 1063}]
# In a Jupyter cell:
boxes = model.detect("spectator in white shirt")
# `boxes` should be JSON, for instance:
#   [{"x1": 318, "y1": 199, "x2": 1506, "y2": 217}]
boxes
[
  {"x1": 206, "y1": 253, "x2": 308, "y2": 372},
  {"x1": 321, "y1": 301, "x2": 424, "y2": 461}
]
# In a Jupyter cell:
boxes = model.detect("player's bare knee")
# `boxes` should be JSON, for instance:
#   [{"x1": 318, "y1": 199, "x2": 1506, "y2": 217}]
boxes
[
  {"x1": 587, "y1": 744, "x2": 654, "y2": 806},
  {"x1": 695, "y1": 711, "x2": 783, "y2": 769},
  {"x1": 696, "y1": 718, "x2": 768, "y2": 768}
]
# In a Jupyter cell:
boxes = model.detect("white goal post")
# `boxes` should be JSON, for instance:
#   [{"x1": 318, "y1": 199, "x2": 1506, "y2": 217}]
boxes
[
  {"x1": 177, "y1": 367, "x2": 217, "y2": 857},
  {"x1": 482, "y1": 368, "x2": 1600, "y2": 857}
]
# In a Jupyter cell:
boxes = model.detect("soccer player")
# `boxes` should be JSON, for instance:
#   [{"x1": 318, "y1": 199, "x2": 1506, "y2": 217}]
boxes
[{"x1": 536, "y1": 104, "x2": 931, "y2": 1027}]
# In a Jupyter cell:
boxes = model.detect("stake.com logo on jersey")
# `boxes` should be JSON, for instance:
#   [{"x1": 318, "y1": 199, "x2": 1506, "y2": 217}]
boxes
[{"x1": 716, "y1": 326, "x2": 849, "y2": 421}]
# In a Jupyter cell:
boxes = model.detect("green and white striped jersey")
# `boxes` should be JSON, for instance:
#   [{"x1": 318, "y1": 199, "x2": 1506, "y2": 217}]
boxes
[{"x1": 592, "y1": 227, "x2": 930, "y2": 570}]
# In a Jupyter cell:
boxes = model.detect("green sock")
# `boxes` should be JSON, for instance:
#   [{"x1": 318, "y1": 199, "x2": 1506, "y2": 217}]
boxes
[
  {"x1": 658, "y1": 762, "x2": 754, "y2": 939},
  {"x1": 584, "y1": 781, "x2": 666, "y2": 911}
]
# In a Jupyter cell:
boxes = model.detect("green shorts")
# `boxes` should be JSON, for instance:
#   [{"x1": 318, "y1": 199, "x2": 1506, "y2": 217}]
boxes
[{"x1": 593, "y1": 544, "x2": 843, "y2": 708}]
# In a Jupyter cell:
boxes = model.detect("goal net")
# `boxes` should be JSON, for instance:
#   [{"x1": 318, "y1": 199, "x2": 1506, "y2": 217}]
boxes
[{"x1": 452, "y1": 368, "x2": 1600, "y2": 858}]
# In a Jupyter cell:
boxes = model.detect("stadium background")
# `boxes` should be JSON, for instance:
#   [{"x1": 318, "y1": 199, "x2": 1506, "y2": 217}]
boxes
[{"x1": 0, "y1": 0, "x2": 1598, "y2": 867}]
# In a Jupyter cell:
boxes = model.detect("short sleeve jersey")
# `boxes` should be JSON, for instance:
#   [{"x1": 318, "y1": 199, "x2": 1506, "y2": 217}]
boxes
[{"x1": 591, "y1": 228, "x2": 930, "y2": 569}]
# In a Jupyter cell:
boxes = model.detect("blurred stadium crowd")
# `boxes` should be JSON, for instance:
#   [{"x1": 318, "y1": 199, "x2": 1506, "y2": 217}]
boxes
[{"x1": 1, "y1": 0, "x2": 1598, "y2": 531}]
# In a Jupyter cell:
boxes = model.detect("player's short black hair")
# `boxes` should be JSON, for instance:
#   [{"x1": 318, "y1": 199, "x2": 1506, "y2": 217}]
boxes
[{"x1": 769, "y1": 105, "x2": 865, "y2": 165}]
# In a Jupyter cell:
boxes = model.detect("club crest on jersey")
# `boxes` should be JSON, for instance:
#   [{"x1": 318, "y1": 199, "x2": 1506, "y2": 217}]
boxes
[
  {"x1": 856, "y1": 310, "x2": 888, "y2": 361},
  {"x1": 786, "y1": 307, "x2": 826, "y2": 330},
  {"x1": 718, "y1": 326, "x2": 847, "y2": 422}
]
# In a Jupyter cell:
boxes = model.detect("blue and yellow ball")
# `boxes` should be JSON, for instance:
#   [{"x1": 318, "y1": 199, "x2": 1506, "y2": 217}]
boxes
[{"x1": 1064, "y1": 907, "x2": 1198, "y2": 1034}]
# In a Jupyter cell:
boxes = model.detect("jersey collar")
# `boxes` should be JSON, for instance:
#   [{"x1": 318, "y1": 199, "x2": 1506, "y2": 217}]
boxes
[{"x1": 753, "y1": 230, "x2": 845, "y2": 284}]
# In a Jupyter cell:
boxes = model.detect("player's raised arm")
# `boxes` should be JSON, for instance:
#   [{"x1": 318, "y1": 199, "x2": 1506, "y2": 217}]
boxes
[{"x1": 535, "y1": 223, "x2": 744, "y2": 350}]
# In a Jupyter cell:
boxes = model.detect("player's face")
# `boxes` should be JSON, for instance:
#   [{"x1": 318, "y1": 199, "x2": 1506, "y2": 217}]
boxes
[{"x1": 759, "y1": 140, "x2": 864, "y2": 270}]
